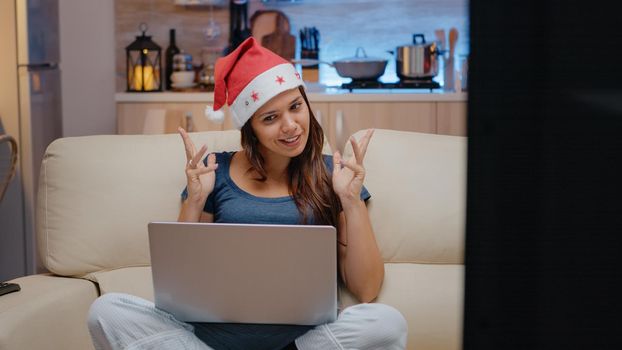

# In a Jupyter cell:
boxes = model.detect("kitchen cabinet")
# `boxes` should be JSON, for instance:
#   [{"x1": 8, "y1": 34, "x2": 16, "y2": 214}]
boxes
[
  {"x1": 437, "y1": 102, "x2": 467, "y2": 137},
  {"x1": 117, "y1": 101, "x2": 331, "y2": 135},
  {"x1": 308, "y1": 101, "x2": 330, "y2": 130},
  {"x1": 322, "y1": 102, "x2": 437, "y2": 153},
  {"x1": 116, "y1": 94, "x2": 467, "y2": 152},
  {"x1": 117, "y1": 102, "x2": 233, "y2": 134}
]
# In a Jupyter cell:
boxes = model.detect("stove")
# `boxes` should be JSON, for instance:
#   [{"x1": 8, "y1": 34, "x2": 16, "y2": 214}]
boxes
[{"x1": 340, "y1": 79, "x2": 441, "y2": 92}]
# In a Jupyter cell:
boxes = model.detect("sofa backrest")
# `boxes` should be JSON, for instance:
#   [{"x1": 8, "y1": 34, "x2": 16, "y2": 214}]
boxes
[
  {"x1": 37, "y1": 130, "x2": 334, "y2": 276},
  {"x1": 37, "y1": 128, "x2": 464, "y2": 276},
  {"x1": 344, "y1": 129, "x2": 466, "y2": 264},
  {"x1": 37, "y1": 131, "x2": 241, "y2": 276}
]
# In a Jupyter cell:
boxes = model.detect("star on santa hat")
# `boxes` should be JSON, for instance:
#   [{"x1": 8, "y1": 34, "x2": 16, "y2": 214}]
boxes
[
  {"x1": 251, "y1": 91, "x2": 259, "y2": 102},
  {"x1": 276, "y1": 76, "x2": 285, "y2": 85}
]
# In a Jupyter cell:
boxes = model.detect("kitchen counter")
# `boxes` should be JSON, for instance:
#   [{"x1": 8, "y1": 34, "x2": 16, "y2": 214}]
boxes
[
  {"x1": 116, "y1": 86, "x2": 468, "y2": 146},
  {"x1": 115, "y1": 89, "x2": 467, "y2": 103}
]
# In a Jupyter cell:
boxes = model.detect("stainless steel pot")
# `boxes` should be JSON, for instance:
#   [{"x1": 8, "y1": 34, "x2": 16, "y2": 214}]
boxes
[
  {"x1": 292, "y1": 47, "x2": 388, "y2": 81},
  {"x1": 390, "y1": 34, "x2": 440, "y2": 79}
]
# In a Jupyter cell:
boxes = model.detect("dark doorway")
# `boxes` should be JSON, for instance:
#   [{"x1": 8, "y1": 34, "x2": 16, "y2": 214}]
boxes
[{"x1": 464, "y1": 1, "x2": 622, "y2": 349}]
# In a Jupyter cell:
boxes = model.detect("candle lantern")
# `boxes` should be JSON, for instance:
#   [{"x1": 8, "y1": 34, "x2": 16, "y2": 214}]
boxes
[{"x1": 126, "y1": 23, "x2": 162, "y2": 92}]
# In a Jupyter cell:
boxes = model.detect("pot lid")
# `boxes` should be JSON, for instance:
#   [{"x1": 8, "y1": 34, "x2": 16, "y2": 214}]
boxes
[{"x1": 335, "y1": 47, "x2": 387, "y2": 63}]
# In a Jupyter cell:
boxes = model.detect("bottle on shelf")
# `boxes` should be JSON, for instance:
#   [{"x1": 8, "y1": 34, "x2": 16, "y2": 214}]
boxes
[
  {"x1": 227, "y1": 0, "x2": 251, "y2": 54},
  {"x1": 165, "y1": 29, "x2": 180, "y2": 90}
]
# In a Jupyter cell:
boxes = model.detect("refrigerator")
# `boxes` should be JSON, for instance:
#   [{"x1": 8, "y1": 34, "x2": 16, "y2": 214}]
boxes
[{"x1": 0, "y1": 0, "x2": 63, "y2": 280}]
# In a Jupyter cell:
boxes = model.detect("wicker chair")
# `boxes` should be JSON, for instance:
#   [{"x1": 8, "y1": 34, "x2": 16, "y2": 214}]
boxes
[{"x1": 0, "y1": 133, "x2": 18, "y2": 202}]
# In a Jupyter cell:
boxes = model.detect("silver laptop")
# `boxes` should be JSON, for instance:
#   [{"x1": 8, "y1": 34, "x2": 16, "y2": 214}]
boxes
[{"x1": 148, "y1": 222, "x2": 337, "y2": 325}]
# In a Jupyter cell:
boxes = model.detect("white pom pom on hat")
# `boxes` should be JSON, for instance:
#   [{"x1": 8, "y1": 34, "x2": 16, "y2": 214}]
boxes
[
  {"x1": 209, "y1": 37, "x2": 305, "y2": 129},
  {"x1": 204, "y1": 104, "x2": 225, "y2": 124}
]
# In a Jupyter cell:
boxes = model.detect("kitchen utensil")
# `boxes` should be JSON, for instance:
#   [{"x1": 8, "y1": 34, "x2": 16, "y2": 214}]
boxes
[
  {"x1": 293, "y1": 47, "x2": 387, "y2": 81},
  {"x1": 443, "y1": 28, "x2": 458, "y2": 91},
  {"x1": 443, "y1": 55, "x2": 455, "y2": 91},
  {"x1": 300, "y1": 26, "x2": 320, "y2": 80},
  {"x1": 333, "y1": 47, "x2": 387, "y2": 80},
  {"x1": 448, "y1": 27, "x2": 458, "y2": 58},
  {"x1": 389, "y1": 33, "x2": 440, "y2": 80},
  {"x1": 171, "y1": 71, "x2": 195, "y2": 86},
  {"x1": 312, "y1": 27, "x2": 319, "y2": 52},
  {"x1": 262, "y1": 32, "x2": 296, "y2": 60},
  {"x1": 434, "y1": 28, "x2": 446, "y2": 52},
  {"x1": 299, "y1": 26, "x2": 320, "y2": 82},
  {"x1": 260, "y1": 11, "x2": 295, "y2": 59},
  {"x1": 300, "y1": 26, "x2": 319, "y2": 52},
  {"x1": 250, "y1": 9, "x2": 290, "y2": 43}
]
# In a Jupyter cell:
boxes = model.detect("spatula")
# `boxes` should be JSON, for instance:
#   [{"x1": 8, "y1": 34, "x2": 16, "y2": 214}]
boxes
[
  {"x1": 444, "y1": 28, "x2": 459, "y2": 91},
  {"x1": 448, "y1": 27, "x2": 458, "y2": 59}
]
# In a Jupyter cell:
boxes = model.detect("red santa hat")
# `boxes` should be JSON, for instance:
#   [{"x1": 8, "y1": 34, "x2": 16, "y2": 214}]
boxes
[{"x1": 204, "y1": 37, "x2": 305, "y2": 129}]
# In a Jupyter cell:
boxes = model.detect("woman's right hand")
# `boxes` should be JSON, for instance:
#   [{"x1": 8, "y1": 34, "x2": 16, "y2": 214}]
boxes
[{"x1": 179, "y1": 127, "x2": 218, "y2": 205}]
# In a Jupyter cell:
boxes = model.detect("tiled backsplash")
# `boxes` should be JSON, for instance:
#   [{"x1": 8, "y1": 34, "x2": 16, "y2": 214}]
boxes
[{"x1": 115, "y1": 0, "x2": 468, "y2": 91}]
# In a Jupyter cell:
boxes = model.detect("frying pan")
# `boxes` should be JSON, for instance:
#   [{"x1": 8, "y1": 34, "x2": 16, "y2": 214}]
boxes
[{"x1": 292, "y1": 47, "x2": 387, "y2": 81}]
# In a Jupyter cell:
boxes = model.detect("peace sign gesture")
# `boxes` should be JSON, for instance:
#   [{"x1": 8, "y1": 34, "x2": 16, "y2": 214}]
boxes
[
  {"x1": 332, "y1": 129, "x2": 374, "y2": 203},
  {"x1": 178, "y1": 127, "x2": 218, "y2": 204}
]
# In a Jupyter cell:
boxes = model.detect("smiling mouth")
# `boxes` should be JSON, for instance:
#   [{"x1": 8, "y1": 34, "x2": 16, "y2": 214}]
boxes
[{"x1": 279, "y1": 134, "x2": 301, "y2": 145}]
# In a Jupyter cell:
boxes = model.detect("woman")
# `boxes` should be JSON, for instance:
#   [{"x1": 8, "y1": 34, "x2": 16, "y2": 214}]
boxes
[{"x1": 88, "y1": 37, "x2": 407, "y2": 350}]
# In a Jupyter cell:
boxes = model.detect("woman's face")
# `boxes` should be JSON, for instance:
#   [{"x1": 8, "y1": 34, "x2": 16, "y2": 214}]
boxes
[{"x1": 250, "y1": 87, "x2": 310, "y2": 159}]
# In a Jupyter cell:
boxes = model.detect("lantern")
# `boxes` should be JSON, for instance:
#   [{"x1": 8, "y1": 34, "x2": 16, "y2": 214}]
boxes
[{"x1": 126, "y1": 23, "x2": 162, "y2": 92}]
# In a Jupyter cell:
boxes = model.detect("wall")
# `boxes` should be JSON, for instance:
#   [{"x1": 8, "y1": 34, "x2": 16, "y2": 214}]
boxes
[
  {"x1": 114, "y1": 0, "x2": 469, "y2": 90},
  {"x1": 59, "y1": 0, "x2": 116, "y2": 136},
  {"x1": 0, "y1": 0, "x2": 27, "y2": 281},
  {"x1": 1, "y1": 0, "x2": 117, "y2": 281}
]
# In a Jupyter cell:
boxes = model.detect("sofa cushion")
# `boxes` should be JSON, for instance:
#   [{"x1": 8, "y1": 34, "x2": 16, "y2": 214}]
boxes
[
  {"x1": 338, "y1": 263, "x2": 464, "y2": 350},
  {"x1": 0, "y1": 274, "x2": 98, "y2": 350},
  {"x1": 344, "y1": 129, "x2": 466, "y2": 264},
  {"x1": 85, "y1": 266, "x2": 155, "y2": 302}
]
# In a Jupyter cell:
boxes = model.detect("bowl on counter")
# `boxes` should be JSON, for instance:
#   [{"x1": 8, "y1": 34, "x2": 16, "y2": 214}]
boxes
[{"x1": 171, "y1": 71, "x2": 196, "y2": 88}]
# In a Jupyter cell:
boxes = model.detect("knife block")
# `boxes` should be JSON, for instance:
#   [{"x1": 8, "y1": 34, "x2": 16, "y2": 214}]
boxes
[{"x1": 301, "y1": 49, "x2": 319, "y2": 83}]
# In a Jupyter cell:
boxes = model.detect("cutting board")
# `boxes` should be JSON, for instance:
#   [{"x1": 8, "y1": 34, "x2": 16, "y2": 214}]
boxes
[
  {"x1": 251, "y1": 9, "x2": 295, "y2": 60},
  {"x1": 251, "y1": 10, "x2": 282, "y2": 42},
  {"x1": 262, "y1": 32, "x2": 296, "y2": 60}
]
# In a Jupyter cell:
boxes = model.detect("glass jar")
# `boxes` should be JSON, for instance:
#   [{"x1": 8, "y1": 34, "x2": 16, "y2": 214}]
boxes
[{"x1": 173, "y1": 51, "x2": 193, "y2": 71}]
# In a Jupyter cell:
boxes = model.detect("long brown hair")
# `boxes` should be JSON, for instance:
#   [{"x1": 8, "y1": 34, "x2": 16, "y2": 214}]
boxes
[{"x1": 240, "y1": 86, "x2": 342, "y2": 228}]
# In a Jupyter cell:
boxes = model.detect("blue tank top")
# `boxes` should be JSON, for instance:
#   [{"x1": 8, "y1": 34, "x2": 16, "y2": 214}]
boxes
[{"x1": 182, "y1": 151, "x2": 370, "y2": 224}]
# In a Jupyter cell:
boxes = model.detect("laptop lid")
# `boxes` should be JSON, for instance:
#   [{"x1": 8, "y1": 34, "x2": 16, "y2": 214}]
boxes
[{"x1": 148, "y1": 222, "x2": 337, "y2": 325}]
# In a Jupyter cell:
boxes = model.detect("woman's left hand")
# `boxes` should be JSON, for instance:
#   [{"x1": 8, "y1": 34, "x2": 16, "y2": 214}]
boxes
[{"x1": 332, "y1": 129, "x2": 374, "y2": 204}]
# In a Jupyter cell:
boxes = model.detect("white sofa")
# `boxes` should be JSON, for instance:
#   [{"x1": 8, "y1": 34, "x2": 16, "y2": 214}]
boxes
[{"x1": 0, "y1": 129, "x2": 466, "y2": 350}]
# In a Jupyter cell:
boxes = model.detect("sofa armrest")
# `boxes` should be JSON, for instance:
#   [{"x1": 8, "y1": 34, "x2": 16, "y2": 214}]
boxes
[{"x1": 0, "y1": 274, "x2": 99, "y2": 350}]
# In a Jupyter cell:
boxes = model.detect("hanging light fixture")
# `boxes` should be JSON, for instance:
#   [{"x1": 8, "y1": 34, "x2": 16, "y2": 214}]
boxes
[{"x1": 126, "y1": 23, "x2": 162, "y2": 92}]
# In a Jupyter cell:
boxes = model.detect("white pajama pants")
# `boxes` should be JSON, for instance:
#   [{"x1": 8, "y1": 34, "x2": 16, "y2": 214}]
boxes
[{"x1": 87, "y1": 293, "x2": 408, "y2": 350}]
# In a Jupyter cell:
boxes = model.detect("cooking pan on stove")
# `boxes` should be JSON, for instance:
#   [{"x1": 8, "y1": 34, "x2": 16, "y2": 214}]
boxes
[
  {"x1": 388, "y1": 34, "x2": 441, "y2": 79},
  {"x1": 292, "y1": 47, "x2": 388, "y2": 81}
]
